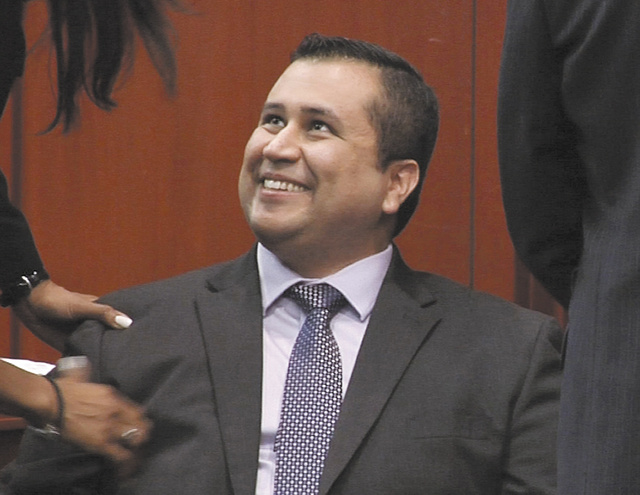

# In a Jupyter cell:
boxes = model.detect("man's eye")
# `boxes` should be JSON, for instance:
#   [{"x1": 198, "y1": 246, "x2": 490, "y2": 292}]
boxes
[
  {"x1": 262, "y1": 115, "x2": 284, "y2": 127},
  {"x1": 311, "y1": 121, "x2": 329, "y2": 132}
]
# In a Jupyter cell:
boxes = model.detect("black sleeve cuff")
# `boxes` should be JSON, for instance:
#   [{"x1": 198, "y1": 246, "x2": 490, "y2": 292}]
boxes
[{"x1": 0, "y1": 269, "x2": 50, "y2": 307}]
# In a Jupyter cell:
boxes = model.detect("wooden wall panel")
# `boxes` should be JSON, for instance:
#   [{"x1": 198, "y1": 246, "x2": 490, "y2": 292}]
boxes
[
  {"x1": 390, "y1": 1, "x2": 475, "y2": 285},
  {"x1": 473, "y1": 0, "x2": 513, "y2": 300},
  {"x1": 6, "y1": 0, "x2": 522, "y2": 362}
]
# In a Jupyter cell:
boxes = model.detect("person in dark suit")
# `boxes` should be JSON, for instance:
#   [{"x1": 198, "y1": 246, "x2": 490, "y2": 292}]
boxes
[
  {"x1": 498, "y1": 0, "x2": 640, "y2": 492},
  {"x1": 0, "y1": 0, "x2": 178, "y2": 471},
  {"x1": 3, "y1": 33, "x2": 562, "y2": 494}
]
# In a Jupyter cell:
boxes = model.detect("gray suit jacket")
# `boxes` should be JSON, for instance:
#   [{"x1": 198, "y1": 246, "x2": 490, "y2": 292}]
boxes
[
  {"x1": 499, "y1": 1, "x2": 640, "y2": 492},
  {"x1": 2, "y1": 247, "x2": 562, "y2": 494}
]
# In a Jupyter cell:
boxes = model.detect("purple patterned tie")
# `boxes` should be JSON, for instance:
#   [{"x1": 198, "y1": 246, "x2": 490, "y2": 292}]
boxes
[{"x1": 274, "y1": 283, "x2": 346, "y2": 495}]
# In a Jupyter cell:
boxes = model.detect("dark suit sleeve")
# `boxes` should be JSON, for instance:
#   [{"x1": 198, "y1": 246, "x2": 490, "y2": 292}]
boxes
[
  {"x1": 0, "y1": 169, "x2": 45, "y2": 289},
  {"x1": 498, "y1": 0, "x2": 586, "y2": 308},
  {"x1": 502, "y1": 317, "x2": 563, "y2": 494}
]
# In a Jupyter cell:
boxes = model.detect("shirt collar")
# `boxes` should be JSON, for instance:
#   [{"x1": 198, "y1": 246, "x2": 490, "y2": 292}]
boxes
[{"x1": 257, "y1": 243, "x2": 393, "y2": 321}]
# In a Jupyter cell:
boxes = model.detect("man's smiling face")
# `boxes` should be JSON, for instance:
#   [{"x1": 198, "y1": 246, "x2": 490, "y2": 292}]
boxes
[{"x1": 238, "y1": 59, "x2": 400, "y2": 277}]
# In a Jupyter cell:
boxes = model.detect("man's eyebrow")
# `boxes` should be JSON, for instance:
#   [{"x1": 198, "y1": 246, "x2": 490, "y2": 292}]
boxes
[
  {"x1": 261, "y1": 102, "x2": 340, "y2": 121},
  {"x1": 300, "y1": 106, "x2": 340, "y2": 122},
  {"x1": 262, "y1": 102, "x2": 285, "y2": 113}
]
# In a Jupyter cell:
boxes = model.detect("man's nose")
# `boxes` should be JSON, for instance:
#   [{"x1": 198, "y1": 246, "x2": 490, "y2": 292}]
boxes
[{"x1": 262, "y1": 125, "x2": 302, "y2": 163}]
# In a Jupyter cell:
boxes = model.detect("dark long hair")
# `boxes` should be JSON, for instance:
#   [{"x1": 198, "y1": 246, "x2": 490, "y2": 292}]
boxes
[{"x1": 46, "y1": 0, "x2": 180, "y2": 132}]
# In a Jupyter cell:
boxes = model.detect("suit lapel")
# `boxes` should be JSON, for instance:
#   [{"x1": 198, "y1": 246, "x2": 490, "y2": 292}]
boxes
[
  {"x1": 320, "y1": 252, "x2": 443, "y2": 494},
  {"x1": 195, "y1": 249, "x2": 264, "y2": 495}
]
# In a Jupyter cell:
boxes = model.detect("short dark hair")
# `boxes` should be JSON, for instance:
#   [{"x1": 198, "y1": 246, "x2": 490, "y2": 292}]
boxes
[
  {"x1": 291, "y1": 33, "x2": 439, "y2": 236},
  {"x1": 46, "y1": 0, "x2": 180, "y2": 132}
]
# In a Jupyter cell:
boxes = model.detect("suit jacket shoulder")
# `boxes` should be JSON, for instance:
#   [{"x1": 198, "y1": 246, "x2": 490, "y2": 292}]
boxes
[
  {"x1": 93, "y1": 249, "x2": 258, "y2": 317},
  {"x1": 387, "y1": 251, "x2": 562, "y2": 351},
  {"x1": 429, "y1": 270, "x2": 562, "y2": 344}
]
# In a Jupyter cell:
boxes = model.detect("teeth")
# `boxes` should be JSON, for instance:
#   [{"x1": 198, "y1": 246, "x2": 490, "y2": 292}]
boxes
[{"x1": 263, "y1": 179, "x2": 305, "y2": 192}]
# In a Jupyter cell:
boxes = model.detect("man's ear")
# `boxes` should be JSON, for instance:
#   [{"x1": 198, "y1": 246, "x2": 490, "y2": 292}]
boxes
[{"x1": 382, "y1": 159, "x2": 420, "y2": 215}]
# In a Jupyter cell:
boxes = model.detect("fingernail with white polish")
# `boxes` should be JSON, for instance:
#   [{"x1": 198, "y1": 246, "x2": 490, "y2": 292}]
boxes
[{"x1": 115, "y1": 315, "x2": 133, "y2": 329}]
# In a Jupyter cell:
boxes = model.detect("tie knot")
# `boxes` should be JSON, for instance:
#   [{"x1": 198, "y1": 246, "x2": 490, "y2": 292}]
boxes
[{"x1": 286, "y1": 283, "x2": 346, "y2": 316}]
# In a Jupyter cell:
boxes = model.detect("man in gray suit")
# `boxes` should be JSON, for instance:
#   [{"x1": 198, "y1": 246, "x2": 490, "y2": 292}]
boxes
[
  {"x1": 3, "y1": 34, "x2": 562, "y2": 494},
  {"x1": 499, "y1": 1, "x2": 640, "y2": 493}
]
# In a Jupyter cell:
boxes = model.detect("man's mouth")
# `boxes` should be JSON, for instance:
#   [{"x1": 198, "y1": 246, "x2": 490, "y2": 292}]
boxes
[{"x1": 262, "y1": 178, "x2": 307, "y2": 193}]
